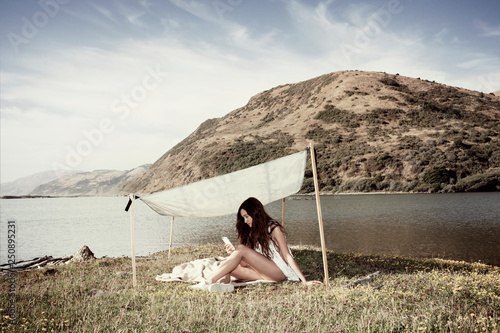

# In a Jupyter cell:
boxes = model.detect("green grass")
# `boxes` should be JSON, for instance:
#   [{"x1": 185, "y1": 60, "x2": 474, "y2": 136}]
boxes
[{"x1": 1, "y1": 245, "x2": 499, "y2": 332}]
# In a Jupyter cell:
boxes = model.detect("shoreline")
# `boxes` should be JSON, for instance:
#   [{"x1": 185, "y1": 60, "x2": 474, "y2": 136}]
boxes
[
  {"x1": 2, "y1": 243, "x2": 498, "y2": 270},
  {"x1": 3, "y1": 190, "x2": 499, "y2": 200}
]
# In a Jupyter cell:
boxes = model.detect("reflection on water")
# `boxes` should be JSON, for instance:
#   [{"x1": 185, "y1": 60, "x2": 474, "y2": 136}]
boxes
[
  {"x1": 272, "y1": 193, "x2": 500, "y2": 266},
  {"x1": 1, "y1": 193, "x2": 499, "y2": 266}
]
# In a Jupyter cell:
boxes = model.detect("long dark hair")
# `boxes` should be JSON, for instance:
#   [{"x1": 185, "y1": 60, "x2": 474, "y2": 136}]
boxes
[{"x1": 236, "y1": 197, "x2": 283, "y2": 259}]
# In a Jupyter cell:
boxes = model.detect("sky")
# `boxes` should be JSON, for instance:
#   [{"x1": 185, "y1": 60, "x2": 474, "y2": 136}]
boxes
[{"x1": 1, "y1": 0, "x2": 499, "y2": 183}]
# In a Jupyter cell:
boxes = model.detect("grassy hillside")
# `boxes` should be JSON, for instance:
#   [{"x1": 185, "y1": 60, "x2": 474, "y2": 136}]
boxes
[{"x1": 119, "y1": 71, "x2": 500, "y2": 194}]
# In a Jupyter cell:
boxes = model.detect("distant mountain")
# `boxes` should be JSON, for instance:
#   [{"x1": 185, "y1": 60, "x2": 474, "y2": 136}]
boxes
[
  {"x1": 119, "y1": 70, "x2": 500, "y2": 194},
  {"x1": 28, "y1": 165, "x2": 150, "y2": 197},
  {"x1": 0, "y1": 169, "x2": 78, "y2": 196},
  {"x1": 494, "y1": 90, "x2": 500, "y2": 97}
]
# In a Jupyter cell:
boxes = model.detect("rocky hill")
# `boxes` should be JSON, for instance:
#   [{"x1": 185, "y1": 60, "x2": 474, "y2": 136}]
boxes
[
  {"x1": 29, "y1": 165, "x2": 150, "y2": 197},
  {"x1": 119, "y1": 70, "x2": 500, "y2": 194},
  {"x1": 0, "y1": 169, "x2": 78, "y2": 196}
]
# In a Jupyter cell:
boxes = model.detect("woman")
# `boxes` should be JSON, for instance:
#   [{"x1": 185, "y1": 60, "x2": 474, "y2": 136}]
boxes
[{"x1": 206, "y1": 197, "x2": 321, "y2": 290}]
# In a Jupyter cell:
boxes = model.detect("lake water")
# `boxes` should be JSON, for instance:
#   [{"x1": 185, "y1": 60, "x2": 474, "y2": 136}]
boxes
[{"x1": 1, "y1": 193, "x2": 499, "y2": 266}]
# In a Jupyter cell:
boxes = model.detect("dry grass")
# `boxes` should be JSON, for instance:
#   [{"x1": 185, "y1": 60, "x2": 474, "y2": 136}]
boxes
[{"x1": 1, "y1": 244, "x2": 499, "y2": 332}]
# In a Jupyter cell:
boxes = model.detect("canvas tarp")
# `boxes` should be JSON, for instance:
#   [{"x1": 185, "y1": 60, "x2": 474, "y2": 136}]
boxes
[{"x1": 140, "y1": 149, "x2": 307, "y2": 217}]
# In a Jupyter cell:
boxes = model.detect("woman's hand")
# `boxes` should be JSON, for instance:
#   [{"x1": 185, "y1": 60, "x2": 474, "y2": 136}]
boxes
[
  {"x1": 224, "y1": 244, "x2": 249, "y2": 266},
  {"x1": 224, "y1": 243, "x2": 234, "y2": 255},
  {"x1": 303, "y1": 280, "x2": 323, "y2": 286}
]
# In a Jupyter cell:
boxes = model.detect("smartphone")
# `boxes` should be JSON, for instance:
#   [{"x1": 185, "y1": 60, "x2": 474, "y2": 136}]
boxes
[{"x1": 222, "y1": 237, "x2": 235, "y2": 250}]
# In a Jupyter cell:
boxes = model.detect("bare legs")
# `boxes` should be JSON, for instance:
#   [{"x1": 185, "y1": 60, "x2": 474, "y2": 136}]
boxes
[{"x1": 208, "y1": 245, "x2": 285, "y2": 284}]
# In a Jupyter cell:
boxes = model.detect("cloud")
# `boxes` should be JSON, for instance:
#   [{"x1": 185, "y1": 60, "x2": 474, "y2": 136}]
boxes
[
  {"x1": 456, "y1": 55, "x2": 497, "y2": 70},
  {"x1": 433, "y1": 27, "x2": 449, "y2": 43},
  {"x1": 1, "y1": 34, "x2": 316, "y2": 180},
  {"x1": 285, "y1": 0, "x2": 349, "y2": 40},
  {"x1": 475, "y1": 20, "x2": 500, "y2": 37},
  {"x1": 168, "y1": 0, "x2": 221, "y2": 23},
  {"x1": 113, "y1": 1, "x2": 147, "y2": 27},
  {"x1": 91, "y1": 4, "x2": 117, "y2": 23},
  {"x1": 160, "y1": 16, "x2": 180, "y2": 31},
  {"x1": 284, "y1": 0, "x2": 430, "y2": 74},
  {"x1": 2, "y1": 0, "x2": 499, "y2": 182},
  {"x1": 139, "y1": 0, "x2": 155, "y2": 8}
]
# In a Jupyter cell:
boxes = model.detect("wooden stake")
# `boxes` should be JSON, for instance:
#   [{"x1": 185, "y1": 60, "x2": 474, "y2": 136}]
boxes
[
  {"x1": 168, "y1": 216, "x2": 175, "y2": 259},
  {"x1": 309, "y1": 143, "x2": 330, "y2": 287},
  {"x1": 129, "y1": 194, "x2": 137, "y2": 288},
  {"x1": 282, "y1": 198, "x2": 286, "y2": 227}
]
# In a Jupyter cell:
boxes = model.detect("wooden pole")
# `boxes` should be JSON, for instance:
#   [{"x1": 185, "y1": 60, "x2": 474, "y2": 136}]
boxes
[
  {"x1": 309, "y1": 143, "x2": 330, "y2": 287},
  {"x1": 129, "y1": 194, "x2": 137, "y2": 288},
  {"x1": 168, "y1": 216, "x2": 175, "y2": 259},
  {"x1": 281, "y1": 198, "x2": 286, "y2": 227}
]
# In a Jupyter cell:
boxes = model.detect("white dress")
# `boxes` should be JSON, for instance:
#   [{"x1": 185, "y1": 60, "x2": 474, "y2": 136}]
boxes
[{"x1": 254, "y1": 225, "x2": 300, "y2": 282}]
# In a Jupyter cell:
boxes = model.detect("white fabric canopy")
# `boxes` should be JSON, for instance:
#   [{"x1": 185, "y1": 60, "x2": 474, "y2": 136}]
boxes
[{"x1": 140, "y1": 149, "x2": 307, "y2": 217}]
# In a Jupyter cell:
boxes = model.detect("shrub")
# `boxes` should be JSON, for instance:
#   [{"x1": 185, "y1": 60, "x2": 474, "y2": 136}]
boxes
[
  {"x1": 379, "y1": 77, "x2": 401, "y2": 87},
  {"x1": 352, "y1": 178, "x2": 375, "y2": 192},
  {"x1": 260, "y1": 111, "x2": 276, "y2": 124},
  {"x1": 377, "y1": 153, "x2": 393, "y2": 164},
  {"x1": 345, "y1": 90, "x2": 369, "y2": 97},
  {"x1": 422, "y1": 166, "x2": 455, "y2": 184},
  {"x1": 300, "y1": 178, "x2": 315, "y2": 193},
  {"x1": 379, "y1": 77, "x2": 410, "y2": 93},
  {"x1": 455, "y1": 172, "x2": 500, "y2": 192},
  {"x1": 305, "y1": 126, "x2": 336, "y2": 142},
  {"x1": 378, "y1": 95, "x2": 398, "y2": 102},
  {"x1": 213, "y1": 132, "x2": 294, "y2": 174},
  {"x1": 315, "y1": 105, "x2": 360, "y2": 128},
  {"x1": 321, "y1": 185, "x2": 334, "y2": 192},
  {"x1": 373, "y1": 173, "x2": 385, "y2": 183},
  {"x1": 414, "y1": 182, "x2": 442, "y2": 193}
]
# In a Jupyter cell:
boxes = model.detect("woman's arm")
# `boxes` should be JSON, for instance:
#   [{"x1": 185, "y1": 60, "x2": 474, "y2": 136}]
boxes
[{"x1": 271, "y1": 227, "x2": 322, "y2": 285}]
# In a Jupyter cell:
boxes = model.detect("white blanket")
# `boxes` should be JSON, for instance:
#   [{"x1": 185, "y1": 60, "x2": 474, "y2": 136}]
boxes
[{"x1": 155, "y1": 257, "x2": 274, "y2": 286}]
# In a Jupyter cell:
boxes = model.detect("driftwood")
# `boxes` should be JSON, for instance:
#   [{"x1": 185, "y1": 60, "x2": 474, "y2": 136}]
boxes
[
  {"x1": 0, "y1": 245, "x2": 95, "y2": 274},
  {"x1": 0, "y1": 256, "x2": 74, "y2": 274},
  {"x1": 1, "y1": 256, "x2": 52, "y2": 269},
  {"x1": 345, "y1": 271, "x2": 382, "y2": 289}
]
